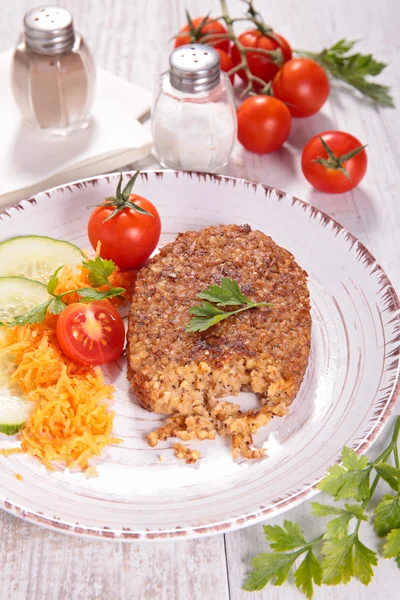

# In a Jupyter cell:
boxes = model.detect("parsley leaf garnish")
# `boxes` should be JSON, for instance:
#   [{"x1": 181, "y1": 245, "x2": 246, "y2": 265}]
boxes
[
  {"x1": 186, "y1": 277, "x2": 273, "y2": 332},
  {"x1": 5, "y1": 256, "x2": 125, "y2": 327}
]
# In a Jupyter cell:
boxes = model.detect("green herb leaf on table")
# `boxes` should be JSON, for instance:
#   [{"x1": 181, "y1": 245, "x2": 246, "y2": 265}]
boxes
[
  {"x1": 374, "y1": 463, "x2": 400, "y2": 492},
  {"x1": 243, "y1": 550, "x2": 303, "y2": 591},
  {"x1": 295, "y1": 38, "x2": 394, "y2": 107},
  {"x1": 383, "y1": 528, "x2": 400, "y2": 560},
  {"x1": 374, "y1": 494, "x2": 400, "y2": 536},
  {"x1": 244, "y1": 415, "x2": 400, "y2": 598},
  {"x1": 317, "y1": 447, "x2": 371, "y2": 501},
  {"x1": 293, "y1": 549, "x2": 323, "y2": 599},
  {"x1": 187, "y1": 277, "x2": 273, "y2": 333},
  {"x1": 263, "y1": 521, "x2": 307, "y2": 552}
]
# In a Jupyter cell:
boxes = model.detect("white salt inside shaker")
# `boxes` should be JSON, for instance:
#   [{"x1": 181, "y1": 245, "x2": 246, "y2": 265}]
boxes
[{"x1": 152, "y1": 44, "x2": 237, "y2": 172}]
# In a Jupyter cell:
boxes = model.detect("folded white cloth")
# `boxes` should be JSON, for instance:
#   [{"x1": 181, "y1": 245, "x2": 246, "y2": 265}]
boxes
[{"x1": 0, "y1": 50, "x2": 153, "y2": 206}]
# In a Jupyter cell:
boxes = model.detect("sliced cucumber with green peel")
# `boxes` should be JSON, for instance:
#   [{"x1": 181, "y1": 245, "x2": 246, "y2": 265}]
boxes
[
  {"x1": 0, "y1": 390, "x2": 33, "y2": 436},
  {"x1": 0, "y1": 235, "x2": 83, "y2": 283},
  {"x1": 0, "y1": 277, "x2": 49, "y2": 323}
]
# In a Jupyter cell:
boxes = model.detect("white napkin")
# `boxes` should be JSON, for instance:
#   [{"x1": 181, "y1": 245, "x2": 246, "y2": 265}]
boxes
[{"x1": 0, "y1": 50, "x2": 153, "y2": 206}]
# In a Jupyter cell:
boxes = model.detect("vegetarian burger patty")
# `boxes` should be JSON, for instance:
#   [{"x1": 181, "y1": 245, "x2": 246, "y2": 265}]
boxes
[{"x1": 127, "y1": 224, "x2": 311, "y2": 458}]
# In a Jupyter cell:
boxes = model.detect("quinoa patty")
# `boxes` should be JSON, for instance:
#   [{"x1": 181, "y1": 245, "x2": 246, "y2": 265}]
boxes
[{"x1": 127, "y1": 224, "x2": 311, "y2": 459}]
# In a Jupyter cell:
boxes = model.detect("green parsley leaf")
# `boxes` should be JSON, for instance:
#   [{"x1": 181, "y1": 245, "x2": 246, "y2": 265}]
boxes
[
  {"x1": 243, "y1": 550, "x2": 302, "y2": 591},
  {"x1": 374, "y1": 463, "x2": 400, "y2": 492},
  {"x1": 353, "y1": 538, "x2": 378, "y2": 584},
  {"x1": 48, "y1": 297, "x2": 67, "y2": 315},
  {"x1": 321, "y1": 534, "x2": 355, "y2": 584},
  {"x1": 383, "y1": 528, "x2": 400, "y2": 559},
  {"x1": 189, "y1": 302, "x2": 226, "y2": 318},
  {"x1": 263, "y1": 520, "x2": 306, "y2": 551},
  {"x1": 187, "y1": 278, "x2": 273, "y2": 332},
  {"x1": 7, "y1": 299, "x2": 52, "y2": 327},
  {"x1": 293, "y1": 549, "x2": 322, "y2": 599},
  {"x1": 77, "y1": 287, "x2": 126, "y2": 302},
  {"x1": 374, "y1": 494, "x2": 400, "y2": 536},
  {"x1": 324, "y1": 515, "x2": 352, "y2": 540},
  {"x1": 318, "y1": 460, "x2": 370, "y2": 501},
  {"x1": 296, "y1": 39, "x2": 394, "y2": 107},
  {"x1": 322, "y1": 533, "x2": 377, "y2": 585},
  {"x1": 198, "y1": 277, "x2": 250, "y2": 306},
  {"x1": 47, "y1": 265, "x2": 64, "y2": 295},
  {"x1": 82, "y1": 256, "x2": 117, "y2": 288},
  {"x1": 342, "y1": 446, "x2": 369, "y2": 471}
]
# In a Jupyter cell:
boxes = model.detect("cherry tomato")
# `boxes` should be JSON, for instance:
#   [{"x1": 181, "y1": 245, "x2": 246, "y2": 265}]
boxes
[
  {"x1": 273, "y1": 58, "x2": 330, "y2": 117},
  {"x1": 88, "y1": 195, "x2": 161, "y2": 270},
  {"x1": 216, "y1": 49, "x2": 235, "y2": 84},
  {"x1": 301, "y1": 131, "x2": 367, "y2": 193},
  {"x1": 237, "y1": 95, "x2": 292, "y2": 154},
  {"x1": 56, "y1": 301, "x2": 125, "y2": 366},
  {"x1": 174, "y1": 17, "x2": 229, "y2": 53},
  {"x1": 231, "y1": 30, "x2": 292, "y2": 85}
]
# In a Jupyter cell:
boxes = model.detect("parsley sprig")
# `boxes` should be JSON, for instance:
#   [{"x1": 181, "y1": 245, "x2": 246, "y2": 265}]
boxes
[
  {"x1": 244, "y1": 415, "x2": 400, "y2": 598},
  {"x1": 5, "y1": 257, "x2": 125, "y2": 327},
  {"x1": 186, "y1": 278, "x2": 273, "y2": 333},
  {"x1": 296, "y1": 39, "x2": 394, "y2": 107}
]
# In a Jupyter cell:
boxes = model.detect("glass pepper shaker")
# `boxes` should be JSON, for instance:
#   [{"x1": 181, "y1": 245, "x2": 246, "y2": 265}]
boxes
[
  {"x1": 152, "y1": 44, "x2": 237, "y2": 172},
  {"x1": 11, "y1": 6, "x2": 95, "y2": 136}
]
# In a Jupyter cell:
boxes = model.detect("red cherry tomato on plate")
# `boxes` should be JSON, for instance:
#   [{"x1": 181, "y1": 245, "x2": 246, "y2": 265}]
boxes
[
  {"x1": 88, "y1": 193, "x2": 161, "y2": 270},
  {"x1": 301, "y1": 131, "x2": 367, "y2": 193},
  {"x1": 56, "y1": 301, "x2": 125, "y2": 366}
]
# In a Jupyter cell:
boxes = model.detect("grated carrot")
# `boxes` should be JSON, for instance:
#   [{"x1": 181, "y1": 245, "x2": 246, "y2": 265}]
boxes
[{"x1": 0, "y1": 263, "x2": 129, "y2": 471}]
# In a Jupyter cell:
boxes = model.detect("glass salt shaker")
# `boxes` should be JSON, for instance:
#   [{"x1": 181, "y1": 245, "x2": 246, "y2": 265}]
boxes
[
  {"x1": 11, "y1": 6, "x2": 95, "y2": 136},
  {"x1": 152, "y1": 44, "x2": 237, "y2": 172}
]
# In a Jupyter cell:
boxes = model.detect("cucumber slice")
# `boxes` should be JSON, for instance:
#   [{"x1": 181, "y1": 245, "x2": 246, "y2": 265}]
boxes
[
  {"x1": 0, "y1": 235, "x2": 83, "y2": 283},
  {"x1": 0, "y1": 277, "x2": 49, "y2": 323},
  {"x1": 0, "y1": 390, "x2": 33, "y2": 436}
]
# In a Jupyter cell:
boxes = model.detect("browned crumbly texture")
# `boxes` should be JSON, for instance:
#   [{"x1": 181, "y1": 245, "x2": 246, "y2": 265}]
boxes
[
  {"x1": 173, "y1": 443, "x2": 201, "y2": 464},
  {"x1": 127, "y1": 224, "x2": 311, "y2": 460}
]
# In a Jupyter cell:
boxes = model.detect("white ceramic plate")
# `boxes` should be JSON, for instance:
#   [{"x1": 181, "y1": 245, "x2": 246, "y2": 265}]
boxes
[{"x1": 0, "y1": 171, "x2": 398, "y2": 541}]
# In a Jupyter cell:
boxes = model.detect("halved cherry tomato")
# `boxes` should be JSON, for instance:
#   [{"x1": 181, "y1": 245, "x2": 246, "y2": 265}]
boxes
[
  {"x1": 56, "y1": 301, "x2": 125, "y2": 366},
  {"x1": 174, "y1": 17, "x2": 230, "y2": 53},
  {"x1": 231, "y1": 30, "x2": 292, "y2": 85},
  {"x1": 216, "y1": 49, "x2": 235, "y2": 84}
]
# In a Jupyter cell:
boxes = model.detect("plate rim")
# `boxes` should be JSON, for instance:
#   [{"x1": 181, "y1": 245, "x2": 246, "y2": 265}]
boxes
[{"x1": 1, "y1": 169, "x2": 399, "y2": 541}]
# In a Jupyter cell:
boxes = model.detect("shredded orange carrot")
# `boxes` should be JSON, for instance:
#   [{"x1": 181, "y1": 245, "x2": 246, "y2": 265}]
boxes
[{"x1": 0, "y1": 263, "x2": 130, "y2": 471}]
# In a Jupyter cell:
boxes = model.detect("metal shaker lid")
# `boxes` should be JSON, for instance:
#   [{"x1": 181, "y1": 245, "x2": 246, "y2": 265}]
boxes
[
  {"x1": 169, "y1": 44, "x2": 221, "y2": 93},
  {"x1": 23, "y1": 7, "x2": 75, "y2": 54}
]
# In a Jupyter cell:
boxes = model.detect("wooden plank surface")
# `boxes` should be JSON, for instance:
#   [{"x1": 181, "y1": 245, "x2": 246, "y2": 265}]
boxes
[{"x1": 1, "y1": 0, "x2": 399, "y2": 599}]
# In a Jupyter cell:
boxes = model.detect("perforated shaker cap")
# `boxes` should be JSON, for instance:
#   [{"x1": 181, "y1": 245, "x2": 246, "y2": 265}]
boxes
[
  {"x1": 169, "y1": 44, "x2": 221, "y2": 93},
  {"x1": 23, "y1": 6, "x2": 75, "y2": 54}
]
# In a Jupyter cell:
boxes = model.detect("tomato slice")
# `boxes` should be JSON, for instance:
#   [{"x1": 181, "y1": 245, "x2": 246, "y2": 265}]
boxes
[{"x1": 56, "y1": 301, "x2": 125, "y2": 366}]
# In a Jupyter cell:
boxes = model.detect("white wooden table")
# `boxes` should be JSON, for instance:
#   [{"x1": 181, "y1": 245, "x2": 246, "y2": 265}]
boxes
[{"x1": 1, "y1": 1, "x2": 399, "y2": 598}]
